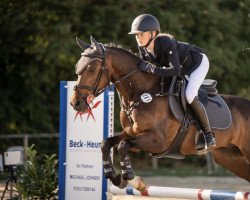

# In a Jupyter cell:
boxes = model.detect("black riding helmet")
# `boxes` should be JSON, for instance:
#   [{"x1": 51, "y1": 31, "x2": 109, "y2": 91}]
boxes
[
  {"x1": 128, "y1": 14, "x2": 160, "y2": 48},
  {"x1": 128, "y1": 14, "x2": 160, "y2": 34}
]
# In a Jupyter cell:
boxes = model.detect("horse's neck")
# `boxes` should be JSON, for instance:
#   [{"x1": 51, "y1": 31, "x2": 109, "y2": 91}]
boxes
[{"x1": 108, "y1": 50, "x2": 159, "y2": 102}]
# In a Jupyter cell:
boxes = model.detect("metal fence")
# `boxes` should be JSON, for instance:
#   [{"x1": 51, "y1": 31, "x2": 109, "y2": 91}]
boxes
[{"x1": 0, "y1": 133, "x2": 59, "y2": 150}]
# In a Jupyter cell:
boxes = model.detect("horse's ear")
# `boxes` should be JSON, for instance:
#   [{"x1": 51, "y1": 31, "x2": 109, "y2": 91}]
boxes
[
  {"x1": 76, "y1": 36, "x2": 90, "y2": 51},
  {"x1": 90, "y1": 36, "x2": 103, "y2": 54}
]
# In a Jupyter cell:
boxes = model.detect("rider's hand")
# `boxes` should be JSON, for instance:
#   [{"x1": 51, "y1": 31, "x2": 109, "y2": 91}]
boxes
[{"x1": 138, "y1": 61, "x2": 156, "y2": 74}]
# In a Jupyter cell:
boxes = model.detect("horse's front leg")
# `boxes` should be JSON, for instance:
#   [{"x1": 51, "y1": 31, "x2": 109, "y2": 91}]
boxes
[
  {"x1": 117, "y1": 138, "x2": 147, "y2": 191},
  {"x1": 117, "y1": 139, "x2": 135, "y2": 180},
  {"x1": 101, "y1": 131, "x2": 128, "y2": 188},
  {"x1": 117, "y1": 131, "x2": 167, "y2": 191}
]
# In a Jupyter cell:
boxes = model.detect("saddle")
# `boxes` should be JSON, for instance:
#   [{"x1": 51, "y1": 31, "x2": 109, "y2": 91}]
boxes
[
  {"x1": 169, "y1": 76, "x2": 232, "y2": 130},
  {"x1": 152, "y1": 76, "x2": 232, "y2": 159}
]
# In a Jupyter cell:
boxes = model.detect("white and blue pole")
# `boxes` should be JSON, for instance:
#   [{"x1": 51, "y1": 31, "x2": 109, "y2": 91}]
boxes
[{"x1": 59, "y1": 81, "x2": 114, "y2": 200}]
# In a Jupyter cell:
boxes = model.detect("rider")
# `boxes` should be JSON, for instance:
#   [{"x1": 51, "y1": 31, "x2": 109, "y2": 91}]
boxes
[{"x1": 128, "y1": 14, "x2": 216, "y2": 152}]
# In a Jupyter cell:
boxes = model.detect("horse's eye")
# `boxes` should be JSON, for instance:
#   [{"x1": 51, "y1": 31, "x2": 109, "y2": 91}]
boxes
[{"x1": 88, "y1": 65, "x2": 96, "y2": 72}]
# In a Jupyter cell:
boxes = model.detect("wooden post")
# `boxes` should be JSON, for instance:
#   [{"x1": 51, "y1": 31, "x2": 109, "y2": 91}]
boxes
[
  {"x1": 23, "y1": 134, "x2": 29, "y2": 149},
  {"x1": 152, "y1": 157, "x2": 158, "y2": 170}
]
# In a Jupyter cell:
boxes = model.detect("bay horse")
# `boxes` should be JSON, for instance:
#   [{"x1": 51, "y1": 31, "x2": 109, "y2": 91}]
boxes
[{"x1": 70, "y1": 36, "x2": 250, "y2": 191}]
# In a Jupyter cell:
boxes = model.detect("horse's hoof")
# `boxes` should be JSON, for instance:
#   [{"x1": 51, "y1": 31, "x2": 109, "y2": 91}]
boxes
[
  {"x1": 111, "y1": 174, "x2": 128, "y2": 189},
  {"x1": 111, "y1": 174, "x2": 122, "y2": 187},
  {"x1": 119, "y1": 178, "x2": 128, "y2": 189},
  {"x1": 128, "y1": 176, "x2": 147, "y2": 192},
  {"x1": 122, "y1": 171, "x2": 135, "y2": 180}
]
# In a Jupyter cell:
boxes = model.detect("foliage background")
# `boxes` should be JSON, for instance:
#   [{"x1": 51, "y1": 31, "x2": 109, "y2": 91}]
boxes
[{"x1": 0, "y1": 0, "x2": 249, "y2": 152}]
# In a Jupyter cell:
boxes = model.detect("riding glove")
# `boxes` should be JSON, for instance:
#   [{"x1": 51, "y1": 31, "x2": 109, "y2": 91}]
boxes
[
  {"x1": 138, "y1": 60, "x2": 181, "y2": 77},
  {"x1": 138, "y1": 61, "x2": 156, "y2": 73}
]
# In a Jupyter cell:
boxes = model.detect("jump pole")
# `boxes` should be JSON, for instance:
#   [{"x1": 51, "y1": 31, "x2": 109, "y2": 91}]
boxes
[{"x1": 109, "y1": 185, "x2": 250, "y2": 200}]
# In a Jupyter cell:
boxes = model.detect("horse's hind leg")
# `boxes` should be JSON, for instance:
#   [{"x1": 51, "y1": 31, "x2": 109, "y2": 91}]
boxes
[
  {"x1": 239, "y1": 143, "x2": 250, "y2": 164},
  {"x1": 101, "y1": 131, "x2": 128, "y2": 188},
  {"x1": 212, "y1": 146, "x2": 250, "y2": 182},
  {"x1": 236, "y1": 131, "x2": 250, "y2": 164}
]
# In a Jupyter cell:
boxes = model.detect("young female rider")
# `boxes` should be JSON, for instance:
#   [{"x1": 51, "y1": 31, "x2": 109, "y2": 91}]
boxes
[{"x1": 128, "y1": 14, "x2": 216, "y2": 152}]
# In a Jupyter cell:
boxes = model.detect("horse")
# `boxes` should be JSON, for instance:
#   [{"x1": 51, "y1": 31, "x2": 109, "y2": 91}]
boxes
[{"x1": 70, "y1": 36, "x2": 250, "y2": 191}]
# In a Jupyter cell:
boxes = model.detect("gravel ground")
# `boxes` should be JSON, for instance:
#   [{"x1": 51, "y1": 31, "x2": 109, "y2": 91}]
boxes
[{"x1": 0, "y1": 182, "x2": 18, "y2": 200}]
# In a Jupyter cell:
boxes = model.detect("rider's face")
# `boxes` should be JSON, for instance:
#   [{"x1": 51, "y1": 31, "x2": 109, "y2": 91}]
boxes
[{"x1": 135, "y1": 31, "x2": 151, "y2": 47}]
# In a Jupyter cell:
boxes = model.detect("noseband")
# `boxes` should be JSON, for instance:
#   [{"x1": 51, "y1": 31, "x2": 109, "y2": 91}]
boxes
[{"x1": 74, "y1": 44, "x2": 110, "y2": 109}]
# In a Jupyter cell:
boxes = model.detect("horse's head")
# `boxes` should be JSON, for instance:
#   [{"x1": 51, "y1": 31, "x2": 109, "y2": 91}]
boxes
[{"x1": 70, "y1": 36, "x2": 110, "y2": 112}]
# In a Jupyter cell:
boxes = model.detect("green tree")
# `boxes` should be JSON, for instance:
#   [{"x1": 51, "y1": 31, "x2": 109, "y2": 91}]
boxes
[
  {"x1": 0, "y1": 0, "x2": 249, "y2": 135},
  {"x1": 0, "y1": 0, "x2": 77, "y2": 133}
]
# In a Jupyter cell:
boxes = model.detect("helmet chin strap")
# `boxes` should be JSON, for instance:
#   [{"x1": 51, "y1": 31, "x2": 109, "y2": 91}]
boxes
[{"x1": 142, "y1": 32, "x2": 158, "y2": 48}]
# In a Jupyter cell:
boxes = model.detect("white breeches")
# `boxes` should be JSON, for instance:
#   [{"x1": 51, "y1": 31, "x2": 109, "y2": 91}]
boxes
[{"x1": 185, "y1": 53, "x2": 209, "y2": 104}]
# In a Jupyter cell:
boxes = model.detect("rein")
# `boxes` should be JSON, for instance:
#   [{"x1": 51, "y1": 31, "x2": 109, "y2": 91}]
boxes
[{"x1": 113, "y1": 67, "x2": 139, "y2": 86}]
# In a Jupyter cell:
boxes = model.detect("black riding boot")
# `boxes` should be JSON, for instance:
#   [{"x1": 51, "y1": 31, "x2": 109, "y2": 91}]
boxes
[{"x1": 191, "y1": 96, "x2": 216, "y2": 152}]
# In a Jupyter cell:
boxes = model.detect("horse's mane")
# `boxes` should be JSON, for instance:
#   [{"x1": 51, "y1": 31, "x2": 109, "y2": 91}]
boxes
[{"x1": 105, "y1": 43, "x2": 141, "y2": 61}]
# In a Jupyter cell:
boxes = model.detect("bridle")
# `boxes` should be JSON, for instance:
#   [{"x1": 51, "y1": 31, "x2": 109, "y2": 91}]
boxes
[
  {"x1": 73, "y1": 44, "x2": 110, "y2": 110},
  {"x1": 73, "y1": 44, "x2": 139, "y2": 110}
]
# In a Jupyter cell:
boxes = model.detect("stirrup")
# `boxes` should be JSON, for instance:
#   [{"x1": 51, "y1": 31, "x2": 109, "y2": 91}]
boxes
[{"x1": 195, "y1": 131, "x2": 216, "y2": 153}]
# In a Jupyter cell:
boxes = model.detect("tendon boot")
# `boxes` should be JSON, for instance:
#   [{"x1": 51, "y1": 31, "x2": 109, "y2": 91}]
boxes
[{"x1": 191, "y1": 96, "x2": 216, "y2": 152}]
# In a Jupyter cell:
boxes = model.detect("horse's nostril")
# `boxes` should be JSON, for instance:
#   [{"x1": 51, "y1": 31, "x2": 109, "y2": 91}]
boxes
[{"x1": 75, "y1": 100, "x2": 80, "y2": 107}]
